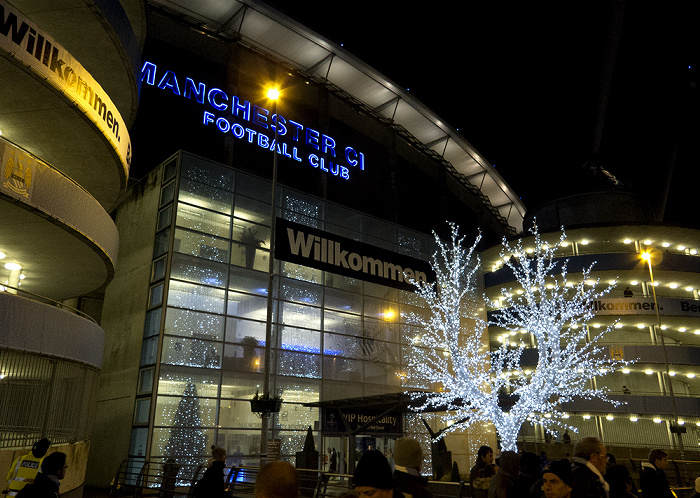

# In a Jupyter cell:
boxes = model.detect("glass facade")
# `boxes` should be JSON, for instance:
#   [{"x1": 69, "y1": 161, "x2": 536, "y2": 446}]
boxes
[{"x1": 130, "y1": 152, "x2": 452, "y2": 471}]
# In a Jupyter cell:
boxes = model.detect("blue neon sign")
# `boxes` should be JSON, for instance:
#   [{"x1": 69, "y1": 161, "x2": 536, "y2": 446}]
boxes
[{"x1": 141, "y1": 62, "x2": 366, "y2": 180}]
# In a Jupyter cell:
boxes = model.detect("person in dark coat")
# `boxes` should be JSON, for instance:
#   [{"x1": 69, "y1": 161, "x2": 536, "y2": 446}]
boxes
[
  {"x1": 16, "y1": 452, "x2": 67, "y2": 498},
  {"x1": 512, "y1": 452, "x2": 540, "y2": 498},
  {"x1": 488, "y1": 451, "x2": 520, "y2": 498},
  {"x1": 470, "y1": 446, "x2": 495, "y2": 498},
  {"x1": 353, "y1": 450, "x2": 403, "y2": 498},
  {"x1": 193, "y1": 446, "x2": 228, "y2": 498},
  {"x1": 392, "y1": 438, "x2": 433, "y2": 498},
  {"x1": 690, "y1": 476, "x2": 700, "y2": 498},
  {"x1": 604, "y1": 465, "x2": 637, "y2": 498},
  {"x1": 570, "y1": 437, "x2": 608, "y2": 498},
  {"x1": 640, "y1": 449, "x2": 673, "y2": 498}
]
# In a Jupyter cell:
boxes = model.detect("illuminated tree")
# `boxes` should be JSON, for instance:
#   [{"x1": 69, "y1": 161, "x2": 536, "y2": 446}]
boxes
[
  {"x1": 164, "y1": 382, "x2": 207, "y2": 476},
  {"x1": 406, "y1": 223, "x2": 628, "y2": 451}
]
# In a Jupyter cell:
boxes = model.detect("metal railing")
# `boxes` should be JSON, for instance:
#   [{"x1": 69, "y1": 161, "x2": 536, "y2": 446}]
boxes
[{"x1": 110, "y1": 460, "x2": 471, "y2": 498}]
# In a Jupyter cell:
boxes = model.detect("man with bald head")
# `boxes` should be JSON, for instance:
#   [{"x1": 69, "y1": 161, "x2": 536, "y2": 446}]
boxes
[{"x1": 254, "y1": 461, "x2": 300, "y2": 498}]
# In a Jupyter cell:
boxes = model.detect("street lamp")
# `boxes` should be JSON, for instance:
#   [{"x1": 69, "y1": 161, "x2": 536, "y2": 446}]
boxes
[
  {"x1": 641, "y1": 251, "x2": 685, "y2": 455},
  {"x1": 261, "y1": 86, "x2": 281, "y2": 464}
]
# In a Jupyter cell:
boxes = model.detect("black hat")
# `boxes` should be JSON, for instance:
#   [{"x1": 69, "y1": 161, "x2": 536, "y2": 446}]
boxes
[
  {"x1": 32, "y1": 438, "x2": 51, "y2": 458},
  {"x1": 543, "y1": 459, "x2": 573, "y2": 487},
  {"x1": 353, "y1": 450, "x2": 394, "y2": 490}
]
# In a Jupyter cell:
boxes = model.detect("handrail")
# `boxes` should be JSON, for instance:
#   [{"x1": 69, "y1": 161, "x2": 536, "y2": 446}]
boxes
[{"x1": 0, "y1": 284, "x2": 98, "y2": 324}]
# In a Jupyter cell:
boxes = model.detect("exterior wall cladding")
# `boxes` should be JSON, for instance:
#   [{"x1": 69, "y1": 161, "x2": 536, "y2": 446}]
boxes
[{"x1": 90, "y1": 12, "x2": 508, "y2": 487}]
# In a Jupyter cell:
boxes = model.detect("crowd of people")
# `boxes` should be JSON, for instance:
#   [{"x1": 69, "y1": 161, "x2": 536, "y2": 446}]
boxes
[
  {"x1": 466, "y1": 437, "x2": 682, "y2": 498},
  {"x1": 5, "y1": 436, "x2": 700, "y2": 498}
]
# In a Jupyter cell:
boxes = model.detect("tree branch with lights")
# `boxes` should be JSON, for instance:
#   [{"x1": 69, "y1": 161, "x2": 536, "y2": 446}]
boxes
[{"x1": 406, "y1": 222, "x2": 629, "y2": 451}]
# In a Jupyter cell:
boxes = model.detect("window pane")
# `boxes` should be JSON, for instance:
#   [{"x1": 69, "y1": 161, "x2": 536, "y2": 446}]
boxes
[
  {"x1": 138, "y1": 368, "x2": 154, "y2": 394},
  {"x1": 154, "y1": 228, "x2": 170, "y2": 258},
  {"x1": 235, "y1": 173, "x2": 270, "y2": 200},
  {"x1": 144, "y1": 308, "x2": 162, "y2": 338},
  {"x1": 229, "y1": 267, "x2": 268, "y2": 296},
  {"x1": 218, "y1": 399, "x2": 262, "y2": 429},
  {"x1": 154, "y1": 395, "x2": 217, "y2": 427},
  {"x1": 141, "y1": 337, "x2": 159, "y2": 366},
  {"x1": 323, "y1": 310, "x2": 361, "y2": 335},
  {"x1": 164, "y1": 308, "x2": 224, "y2": 341},
  {"x1": 227, "y1": 291, "x2": 268, "y2": 321},
  {"x1": 179, "y1": 178, "x2": 233, "y2": 214},
  {"x1": 134, "y1": 399, "x2": 150, "y2": 425},
  {"x1": 161, "y1": 336, "x2": 222, "y2": 368},
  {"x1": 182, "y1": 156, "x2": 234, "y2": 191},
  {"x1": 174, "y1": 228, "x2": 229, "y2": 263},
  {"x1": 230, "y1": 242, "x2": 269, "y2": 272},
  {"x1": 158, "y1": 206, "x2": 173, "y2": 231},
  {"x1": 167, "y1": 280, "x2": 226, "y2": 314},
  {"x1": 220, "y1": 372, "x2": 263, "y2": 399},
  {"x1": 160, "y1": 182, "x2": 175, "y2": 206},
  {"x1": 225, "y1": 318, "x2": 265, "y2": 344},
  {"x1": 325, "y1": 287, "x2": 362, "y2": 314},
  {"x1": 149, "y1": 284, "x2": 163, "y2": 307},
  {"x1": 279, "y1": 278, "x2": 321, "y2": 306},
  {"x1": 277, "y1": 351, "x2": 320, "y2": 378},
  {"x1": 176, "y1": 202, "x2": 231, "y2": 238},
  {"x1": 279, "y1": 302, "x2": 320, "y2": 329},
  {"x1": 323, "y1": 357, "x2": 361, "y2": 382},
  {"x1": 222, "y1": 344, "x2": 264, "y2": 373},
  {"x1": 157, "y1": 366, "x2": 220, "y2": 397},
  {"x1": 234, "y1": 195, "x2": 270, "y2": 226},
  {"x1": 279, "y1": 327, "x2": 321, "y2": 353},
  {"x1": 152, "y1": 257, "x2": 166, "y2": 281},
  {"x1": 280, "y1": 261, "x2": 322, "y2": 284},
  {"x1": 323, "y1": 332, "x2": 363, "y2": 359},
  {"x1": 170, "y1": 253, "x2": 228, "y2": 288}
]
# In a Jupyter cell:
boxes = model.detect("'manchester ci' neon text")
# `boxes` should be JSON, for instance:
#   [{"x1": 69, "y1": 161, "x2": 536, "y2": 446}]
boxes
[{"x1": 141, "y1": 62, "x2": 366, "y2": 180}]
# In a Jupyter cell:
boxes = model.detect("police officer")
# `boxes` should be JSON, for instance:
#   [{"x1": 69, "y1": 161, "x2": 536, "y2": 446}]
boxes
[{"x1": 5, "y1": 439, "x2": 51, "y2": 497}]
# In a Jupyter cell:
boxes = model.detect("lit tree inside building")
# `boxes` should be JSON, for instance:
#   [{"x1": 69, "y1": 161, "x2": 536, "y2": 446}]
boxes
[
  {"x1": 406, "y1": 223, "x2": 629, "y2": 451},
  {"x1": 164, "y1": 382, "x2": 207, "y2": 475}
]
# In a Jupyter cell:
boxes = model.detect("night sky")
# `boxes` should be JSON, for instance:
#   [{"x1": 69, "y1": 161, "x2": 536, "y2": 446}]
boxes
[{"x1": 262, "y1": 1, "x2": 699, "y2": 228}]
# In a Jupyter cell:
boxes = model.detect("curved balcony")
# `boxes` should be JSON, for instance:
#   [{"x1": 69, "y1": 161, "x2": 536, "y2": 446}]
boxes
[
  {"x1": 0, "y1": 290, "x2": 104, "y2": 369},
  {"x1": 0, "y1": 1, "x2": 142, "y2": 210},
  {"x1": 0, "y1": 138, "x2": 119, "y2": 299}
]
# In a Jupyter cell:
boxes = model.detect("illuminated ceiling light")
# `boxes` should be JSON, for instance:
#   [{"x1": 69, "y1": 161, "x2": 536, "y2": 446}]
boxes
[
  {"x1": 645, "y1": 369, "x2": 654, "y2": 375},
  {"x1": 609, "y1": 279, "x2": 617, "y2": 285},
  {"x1": 615, "y1": 323, "x2": 623, "y2": 329},
  {"x1": 565, "y1": 281, "x2": 574, "y2": 287},
  {"x1": 542, "y1": 244, "x2": 549, "y2": 250},
  {"x1": 687, "y1": 373, "x2": 696, "y2": 379},
  {"x1": 583, "y1": 414, "x2": 591, "y2": 420},
  {"x1": 653, "y1": 417, "x2": 663, "y2": 423},
  {"x1": 585, "y1": 279, "x2": 595, "y2": 286},
  {"x1": 669, "y1": 283, "x2": 678, "y2": 289},
  {"x1": 660, "y1": 325, "x2": 668, "y2": 330},
  {"x1": 630, "y1": 280, "x2": 639, "y2": 285},
  {"x1": 606, "y1": 414, "x2": 614, "y2": 421},
  {"x1": 562, "y1": 413, "x2": 570, "y2": 419},
  {"x1": 691, "y1": 249, "x2": 698, "y2": 255},
  {"x1": 669, "y1": 371, "x2": 676, "y2": 377},
  {"x1": 694, "y1": 330, "x2": 700, "y2": 335},
  {"x1": 652, "y1": 281, "x2": 659, "y2": 286},
  {"x1": 546, "y1": 283, "x2": 554, "y2": 289},
  {"x1": 678, "y1": 245, "x2": 686, "y2": 251},
  {"x1": 526, "y1": 248, "x2": 534, "y2": 254},
  {"x1": 686, "y1": 287, "x2": 694, "y2": 292},
  {"x1": 630, "y1": 415, "x2": 639, "y2": 422},
  {"x1": 0, "y1": 252, "x2": 5, "y2": 259},
  {"x1": 678, "y1": 420, "x2": 686, "y2": 425},
  {"x1": 3, "y1": 263, "x2": 20, "y2": 271},
  {"x1": 592, "y1": 323, "x2": 601, "y2": 329},
  {"x1": 580, "y1": 239, "x2": 589, "y2": 245},
  {"x1": 643, "y1": 239, "x2": 653, "y2": 245},
  {"x1": 560, "y1": 241, "x2": 569, "y2": 247},
  {"x1": 622, "y1": 368, "x2": 631, "y2": 374},
  {"x1": 544, "y1": 413, "x2": 552, "y2": 418},
  {"x1": 623, "y1": 239, "x2": 632, "y2": 244},
  {"x1": 679, "y1": 327, "x2": 687, "y2": 332},
  {"x1": 662, "y1": 242, "x2": 671, "y2": 248},
  {"x1": 637, "y1": 324, "x2": 646, "y2": 329}
]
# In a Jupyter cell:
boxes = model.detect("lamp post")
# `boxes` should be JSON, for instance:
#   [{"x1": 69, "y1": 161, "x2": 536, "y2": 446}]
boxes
[
  {"x1": 641, "y1": 251, "x2": 685, "y2": 456},
  {"x1": 260, "y1": 87, "x2": 280, "y2": 464}
]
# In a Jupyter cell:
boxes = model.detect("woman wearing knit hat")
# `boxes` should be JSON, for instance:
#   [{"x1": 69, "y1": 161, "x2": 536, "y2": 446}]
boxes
[
  {"x1": 542, "y1": 460, "x2": 573, "y2": 498},
  {"x1": 353, "y1": 450, "x2": 402, "y2": 498}
]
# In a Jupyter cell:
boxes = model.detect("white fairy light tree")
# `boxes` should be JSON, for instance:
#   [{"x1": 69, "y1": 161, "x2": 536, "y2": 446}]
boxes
[{"x1": 406, "y1": 222, "x2": 628, "y2": 451}]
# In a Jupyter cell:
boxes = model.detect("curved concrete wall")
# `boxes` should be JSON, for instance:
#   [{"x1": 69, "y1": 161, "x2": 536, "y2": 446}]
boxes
[{"x1": 0, "y1": 292, "x2": 104, "y2": 369}]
